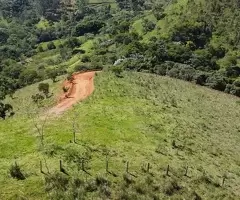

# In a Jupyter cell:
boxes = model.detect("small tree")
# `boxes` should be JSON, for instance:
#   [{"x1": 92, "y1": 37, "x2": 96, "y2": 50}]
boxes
[
  {"x1": 38, "y1": 83, "x2": 50, "y2": 98},
  {"x1": 47, "y1": 42, "x2": 56, "y2": 50},
  {"x1": 19, "y1": 69, "x2": 39, "y2": 85},
  {"x1": 81, "y1": 55, "x2": 91, "y2": 63},
  {"x1": 60, "y1": 47, "x2": 71, "y2": 60},
  {"x1": 38, "y1": 46, "x2": 44, "y2": 52},
  {"x1": 206, "y1": 73, "x2": 227, "y2": 91},
  {"x1": 111, "y1": 65, "x2": 124, "y2": 78},
  {"x1": 64, "y1": 37, "x2": 81, "y2": 49},
  {"x1": 27, "y1": 109, "x2": 49, "y2": 147},
  {"x1": 47, "y1": 69, "x2": 58, "y2": 82},
  {"x1": 142, "y1": 19, "x2": 156, "y2": 33},
  {"x1": 32, "y1": 93, "x2": 45, "y2": 106},
  {"x1": 10, "y1": 162, "x2": 25, "y2": 180},
  {"x1": 0, "y1": 102, "x2": 14, "y2": 119}
]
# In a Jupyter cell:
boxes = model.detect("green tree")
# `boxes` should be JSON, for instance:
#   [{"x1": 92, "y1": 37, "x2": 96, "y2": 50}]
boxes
[
  {"x1": 64, "y1": 37, "x2": 81, "y2": 49},
  {"x1": 47, "y1": 41, "x2": 56, "y2": 50},
  {"x1": 47, "y1": 69, "x2": 58, "y2": 82},
  {"x1": 111, "y1": 65, "x2": 124, "y2": 78},
  {"x1": 76, "y1": 0, "x2": 89, "y2": 12},
  {"x1": 0, "y1": 102, "x2": 14, "y2": 119},
  {"x1": 19, "y1": 69, "x2": 39, "y2": 85},
  {"x1": 206, "y1": 73, "x2": 227, "y2": 91},
  {"x1": 38, "y1": 83, "x2": 50, "y2": 98}
]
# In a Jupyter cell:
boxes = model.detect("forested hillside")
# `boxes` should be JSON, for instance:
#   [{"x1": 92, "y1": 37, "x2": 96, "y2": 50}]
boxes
[{"x1": 0, "y1": 0, "x2": 239, "y2": 114}]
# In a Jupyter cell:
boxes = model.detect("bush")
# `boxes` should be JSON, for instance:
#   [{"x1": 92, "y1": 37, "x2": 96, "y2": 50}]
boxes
[
  {"x1": 74, "y1": 64, "x2": 89, "y2": 72},
  {"x1": 85, "y1": 180, "x2": 97, "y2": 192},
  {"x1": 165, "y1": 62, "x2": 196, "y2": 81},
  {"x1": 230, "y1": 86, "x2": 240, "y2": 97},
  {"x1": 123, "y1": 173, "x2": 135, "y2": 185},
  {"x1": 45, "y1": 172, "x2": 69, "y2": 192},
  {"x1": 64, "y1": 37, "x2": 81, "y2": 49},
  {"x1": 100, "y1": 185, "x2": 111, "y2": 198},
  {"x1": 152, "y1": 64, "x2": 167, "y2": 75},
  {"x1": 225, "y1": 79, "x2": 240, "y2": 96},
  {"x1": 38, "y1": 46, "x2": 44, "y2": 52},
  {"x1": 225, "y1": 66, "x2": 240, "y2": 78},
  {"x1": 164, "y1": 180, "x2": 181, "y2": 196},
  {"x1": 38, "y1": 83, "x2": 50, "y2": 97},
  {"x1": 153, "y1": 4, "x2": 166, "y2": 20},
  {"x1": 142, "y1": 19, "x2": 156, "y2": 33},
  {"x1": 47, "y1": 69, "x2": 58, "y2": 82},
  {"x1": 62, "y1": 86, "x2": 69, "y2": 93},
  {"x1": 111, "y1": 65, "x2": 124, "y2": 77},
  {"x1": 81, "y1": 55, "x2": 91, "y2": 63},
  {"x1": 115, "y1": 33, "x2": 133, "y2": 45},
  {"x1": 167, "y1": 67, "x2": 179, "y2": 78},
  {"x1": 19, "y1": 69, "x2": 39, "y2": 85},
  {"x1": 74, "y1": 62, "x2": 103, "y2": 72},
  {"x1": 0, "y1": 102, "x2": 14, "y2": 119},
  {"x1": 47, "y1": 42, "x2": 56, "y2": 50},
  {"x1": 72, "y1": 48, "x2": 85, "y2": 55},
  {"x1": 60, "y1": 47, "x2": 72, "y2": 60},
  {"x1": 178, "y1": 66, "x2": 196, "y2": 81},
  {"x1": 206, "y1": 73, "x2": 227, "y2": 91},
  {"x1": 194, "y1": 72, "x2": 209, "y2": 86},
  {"x1": 32, "y1": 93, "x2": 45, "y2": 104},
  {"x1": 74, "y1": 20, "x2": 105, "y2": 36},
  {"x1": 135, "y1": 182, "x2": 147, "y2": 194},
  {"x1": 96, "y1": 176, "x2": 110, "y2": 186},
  {"x1": 9, "y1": 162, "x2": 25, "y2": 180}
]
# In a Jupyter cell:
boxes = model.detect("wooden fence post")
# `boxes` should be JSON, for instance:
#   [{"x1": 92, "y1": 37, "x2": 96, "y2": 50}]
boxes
[
  {"x1": 166, "y1": 164, "x2": 170, "y2": 176},
  {"x1": 60, "y1": 160, "x2": 62, "y2": 171},
  {"x1": 184, "y1": 166, "x2": 188, "y2": 176},
  {"x1": 126, "y1": 161, "x2": 129, "y2": 173},
  {"x1": 106, "y1": 156, "x2": 109, "y2": 173},
  {"x1": 222, "y1": 176, "x2": 226, "y2": 187},
  {"x1": 81, "y1": 159, "x2": 85, "y2": 171},
  {"x1": 73, "y1": 130, "x2": 76, "y2": 143},
  {"x1": 40, "y1": 160, "x2": 43, "y2": 173},
  {"x1": 147, "y1": 163, "x2": 150, "y2": 173},
  {"x1": 60, "y1": 160, "x2": 68, "y2": 175}
]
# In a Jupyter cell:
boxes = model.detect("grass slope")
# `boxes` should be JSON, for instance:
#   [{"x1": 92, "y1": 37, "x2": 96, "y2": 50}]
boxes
[{"x1": 0, "y1": 72, "x2": 240, "y2": 199}]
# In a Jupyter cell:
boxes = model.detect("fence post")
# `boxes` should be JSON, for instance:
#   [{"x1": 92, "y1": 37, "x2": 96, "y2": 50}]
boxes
[
  {"x1": 40, "y1": 160, "x2": 43, "y2": 173},
  {"x1": 147, "y1": 163, "x2": 150, "y2": 173},
  {"x1": 184, "y1": 166, "x2": 188, "y2": 176},
  {"x1": 73, "y1": 130, "x2": 76, "y2": 143},
  {"x1": 166, "y1": 164, "x2": 170, "y2": 176},
  {"x1": 60, "y1": 160, "x2": 62, "y2": 171},
  {"x1": 222, "y1": 176, "x2": 226, "y2": 187},
  {"x1": 81, "y1": 159, "x2": 85, "y2": 171},
  {"x1": 126, "y1": 161, "x2": 129, "y2": 173},
  {"x1": 106, "y1": 155, "x2": 109, "y2": 173}
]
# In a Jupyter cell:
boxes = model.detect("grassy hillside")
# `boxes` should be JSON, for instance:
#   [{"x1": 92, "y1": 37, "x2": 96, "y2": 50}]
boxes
[{"x1": 0, "y1": 71, "x2": 240, "y2": 199}]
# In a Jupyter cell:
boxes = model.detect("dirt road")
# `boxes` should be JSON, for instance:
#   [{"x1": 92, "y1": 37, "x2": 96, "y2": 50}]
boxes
[{"x1": 48, "y1": 71, "x2": 96, "y2": 115}]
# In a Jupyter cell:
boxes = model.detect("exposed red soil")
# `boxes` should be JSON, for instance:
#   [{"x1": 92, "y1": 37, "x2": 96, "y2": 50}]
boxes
[{"x1": 48, "y1": 71, "x2": 96, "y2": 115}]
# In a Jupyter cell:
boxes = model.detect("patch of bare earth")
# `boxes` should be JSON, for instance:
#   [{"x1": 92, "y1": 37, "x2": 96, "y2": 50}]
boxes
[{"x1": 48, "y1": 71, "x2": 96, "y2": 115}]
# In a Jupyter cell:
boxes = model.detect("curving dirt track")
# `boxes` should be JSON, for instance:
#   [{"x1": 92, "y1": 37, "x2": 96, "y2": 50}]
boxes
[{"x1": 48, "y1": 71, "x2": 96, "y2": 115}]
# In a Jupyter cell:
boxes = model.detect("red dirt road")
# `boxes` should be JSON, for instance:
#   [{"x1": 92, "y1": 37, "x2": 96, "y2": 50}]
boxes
[{"x1": 48, "y1": 71, "x2": 96, "y2": 115}]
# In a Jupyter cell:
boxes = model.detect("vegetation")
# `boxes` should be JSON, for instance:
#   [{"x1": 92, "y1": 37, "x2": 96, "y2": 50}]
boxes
[
  {"x1": 0, "y1": 72, "x2": 240, "y2": 199},
  {"x1": 0, "y1": 0, "x2": 240, "y2": 199},
  {"x1": 0, "y1": 0, "x2": 239, "y2": 102}
]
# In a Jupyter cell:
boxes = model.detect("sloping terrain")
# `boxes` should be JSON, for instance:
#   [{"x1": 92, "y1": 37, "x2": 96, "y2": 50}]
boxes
[
  {"x1": 48, "y1": 71, "x2": 96, "y2": 115},
  {"x1": 0, "y1": 71, "x2": 239, "y2": 199}
]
